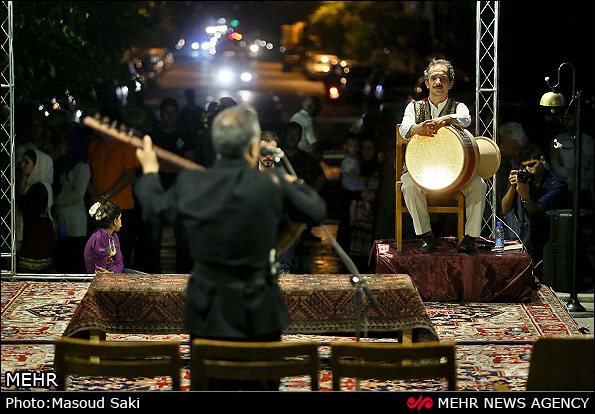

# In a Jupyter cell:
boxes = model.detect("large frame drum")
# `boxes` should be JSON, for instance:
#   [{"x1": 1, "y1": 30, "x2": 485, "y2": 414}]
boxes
[{"x1": 405, "y1": 126, "x2": 479, "y2": 193}]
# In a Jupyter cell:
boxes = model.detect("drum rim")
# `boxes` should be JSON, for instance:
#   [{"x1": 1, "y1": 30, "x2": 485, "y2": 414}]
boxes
[{"x1": 475, "y1": 136, "x2": 502, "y2": 180}]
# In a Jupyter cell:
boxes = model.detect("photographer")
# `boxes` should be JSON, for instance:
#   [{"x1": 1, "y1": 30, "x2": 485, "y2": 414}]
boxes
[{"x1": 501, "y1": 143, "x2": 570, "y2": 278}]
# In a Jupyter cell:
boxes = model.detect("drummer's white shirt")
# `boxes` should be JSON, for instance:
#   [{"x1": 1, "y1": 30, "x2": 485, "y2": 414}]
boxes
[{"x1": 399, "y1": 99, "x2": 471, "y2": 139}]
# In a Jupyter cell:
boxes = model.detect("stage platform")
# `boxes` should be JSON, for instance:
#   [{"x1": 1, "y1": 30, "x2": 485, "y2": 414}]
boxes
[
  {"x1": 373, "y1": 237, "x2": 539, "y2": 303},
  {"x1": 63, "y1": 273, "x2": 439, "y2": 343}
]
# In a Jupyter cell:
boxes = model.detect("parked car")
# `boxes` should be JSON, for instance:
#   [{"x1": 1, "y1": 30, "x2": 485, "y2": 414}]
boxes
[
  {"x1": 324, "y1": 64, "x2": 374, "y2": 102},
  {"x1": 304, "y1": 53, "x2": 340, "y2": 80},
  {"x1": 125, "y1": 47, "x2": 173, "y2": 86},
  {"x1": 364, "y1": 69, "x2": 419, "y2": 106},
  {"x1": 282, "y1": 47, "x2": 306, "y2": 72}
]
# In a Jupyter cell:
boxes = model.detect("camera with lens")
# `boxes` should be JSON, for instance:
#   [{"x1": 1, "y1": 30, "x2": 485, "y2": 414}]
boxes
[{"x1": 516, "y1": 169, "x2": 533, "y2": 184}]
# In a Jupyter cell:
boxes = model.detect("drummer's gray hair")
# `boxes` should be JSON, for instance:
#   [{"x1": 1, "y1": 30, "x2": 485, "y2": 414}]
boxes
[
  {"x1": 212, "y1": 105, "x2": 261, "y2": 159},
  {"x1": 424, "y1": 58, "x2": 455, "y2": 82}
]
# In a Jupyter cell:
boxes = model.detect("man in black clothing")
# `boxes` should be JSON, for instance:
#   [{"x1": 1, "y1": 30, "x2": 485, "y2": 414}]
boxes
[
  {"x1": 151, "y1": 97, "x2": 196, "y2": 188},
  {"x1": 134, "y1": 105, "x2": 327, "y2": 390},
  {"x1": 141, "y1": 97, "x2": 195, "y2": 273},
  {"x1": 195, "y1": 97, "x2": 238, "y2": 168},
  {"x1": 179, "y1": 89, "x2": 204, "y2": 139}
]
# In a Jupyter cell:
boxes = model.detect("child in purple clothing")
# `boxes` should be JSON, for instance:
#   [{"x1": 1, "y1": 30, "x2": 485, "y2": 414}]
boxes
[
  {"x1": 84, "y1": 200, "x2": 145, "y2": 275},
  {"x1": 84, "y1": 200, "x2": 124, "y2": 274}
]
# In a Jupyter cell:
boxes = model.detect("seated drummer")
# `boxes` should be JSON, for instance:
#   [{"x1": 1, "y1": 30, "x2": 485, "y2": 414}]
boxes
[{"x1": 399, "y1": 58, "x2": 487, "y2": 253}]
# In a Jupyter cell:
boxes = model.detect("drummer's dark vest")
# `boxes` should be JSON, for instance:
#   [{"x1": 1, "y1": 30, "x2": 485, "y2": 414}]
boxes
[{"x1": 414, "y1": 98, "x2": 459, "y2": 124}]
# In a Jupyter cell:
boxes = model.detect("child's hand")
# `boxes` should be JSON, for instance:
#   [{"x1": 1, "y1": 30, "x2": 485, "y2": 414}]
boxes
[{"x1": 95, "y1": 267, "x2": 114, "y2": 274}]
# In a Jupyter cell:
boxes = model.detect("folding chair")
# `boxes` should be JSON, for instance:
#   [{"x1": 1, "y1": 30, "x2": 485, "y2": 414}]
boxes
[
  {"x1": 191, "y1": 339, "x2": 320, "y2": 390},
  {"x1": 330, "y1": 341, "x2": 457, "y2": 390},
  {"x1": 525, "y1": 335, "x2": 594, "y2": 391},
  {"x1": 54, "y1": 337, "x2": 181, "y2": 390}
]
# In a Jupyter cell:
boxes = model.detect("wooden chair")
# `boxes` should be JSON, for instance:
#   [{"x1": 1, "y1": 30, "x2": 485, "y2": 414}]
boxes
[
  {"x1": 191, "y1": 339, "x2": 320, "y2": 391},
  {"x1": 330, "y1": 341, "x2": 457, "y2": 391},
  {"x1": 525, "y1": 335, "x2": 594, "y2": 391},
  {"x1": 54, "y1": 338, "x2": 181, "y2": 390},
  {"x1": 395, "y1": 124, "x2": 465, "y2": 251}
]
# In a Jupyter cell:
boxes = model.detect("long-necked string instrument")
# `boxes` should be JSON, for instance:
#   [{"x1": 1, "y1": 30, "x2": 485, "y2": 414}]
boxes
[
  {"x1": 83, "y1": 114, "x2": 303, "y2": 255},
  {"x1": 83, "y1": 115, "x2": 204, "y2": 171}
]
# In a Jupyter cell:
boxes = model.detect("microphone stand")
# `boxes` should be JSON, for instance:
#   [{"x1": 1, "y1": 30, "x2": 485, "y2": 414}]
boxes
[
  {"x1": 546, "y1": 63, "x2": 586, "y2": 313},
  {"x1": 278, "y1": 154, "x2": 381, "y2": 340},
  {"x1": 567, "y1": 89, "x2": 587, "y2": 314},
  {"x1": 320, "y1": 226, "x2": 381, "y2": 336},
  {"x1": 279, "y1": 153, "x2": 381, "y2": 392}
]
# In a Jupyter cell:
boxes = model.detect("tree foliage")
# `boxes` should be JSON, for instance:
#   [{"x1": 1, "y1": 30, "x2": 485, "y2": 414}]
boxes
[
  {"x1": 12, "y1": 1, "x2": 161, "y2": 104},
  {"x1": 307, "y1": 1, "x2": 474, "y2": 69},
  {"x1": 308, "y1": 1, "x2": 416, "y2": 60}
]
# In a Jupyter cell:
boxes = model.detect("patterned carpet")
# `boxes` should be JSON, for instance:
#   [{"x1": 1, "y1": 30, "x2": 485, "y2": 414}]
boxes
[{"x1": 1, "y1": 280, "x2": 583, "y2": 391}]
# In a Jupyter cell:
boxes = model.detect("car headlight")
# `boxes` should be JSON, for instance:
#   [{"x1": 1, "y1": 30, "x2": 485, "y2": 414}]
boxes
[
  {"x1": 217, "y1": 68, "x2": 234, "y2": 84},
  {"x1": 240, "y1": 72, "x2": 252, "y2": 82}
]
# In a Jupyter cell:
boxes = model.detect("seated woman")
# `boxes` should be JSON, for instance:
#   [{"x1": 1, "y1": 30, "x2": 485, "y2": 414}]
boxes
[{"x1": 84, "y1": 200, "x2": 144, "y2": 274}]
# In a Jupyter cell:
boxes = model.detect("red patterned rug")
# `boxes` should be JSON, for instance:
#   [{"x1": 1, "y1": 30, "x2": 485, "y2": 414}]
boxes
[{"x1": 1, "y1": 280, "x2": 583, "y2": 391}]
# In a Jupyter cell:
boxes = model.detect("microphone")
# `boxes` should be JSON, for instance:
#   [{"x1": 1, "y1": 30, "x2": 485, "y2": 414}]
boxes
[
  {"x1": 260, "y1": 146, "x2": 299, "y2": 176},
  {"x1": 260, "y1": 147, "x2": 285, "y2": 164},
  {"x1": 259, "y1": 147, "x2": 284, "y2": 158}
]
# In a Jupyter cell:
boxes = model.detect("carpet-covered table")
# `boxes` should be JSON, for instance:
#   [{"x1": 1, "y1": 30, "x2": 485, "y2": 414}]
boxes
[
  {"x1": 63, "y1": 273, "x2": 438, "y2": 342},
  {"x1": 374, "y1": 238, "x2": 539, "y2": 302}
]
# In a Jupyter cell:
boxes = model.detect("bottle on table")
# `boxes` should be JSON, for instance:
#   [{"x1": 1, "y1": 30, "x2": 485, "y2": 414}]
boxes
[{"x1": 494, "y1": 221, "x2": 505, "y2": 255}]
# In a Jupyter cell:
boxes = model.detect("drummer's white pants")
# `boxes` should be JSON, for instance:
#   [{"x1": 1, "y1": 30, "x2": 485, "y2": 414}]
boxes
[{"x1": 401, "y1": 172, "x2": 487, "y2": 237}]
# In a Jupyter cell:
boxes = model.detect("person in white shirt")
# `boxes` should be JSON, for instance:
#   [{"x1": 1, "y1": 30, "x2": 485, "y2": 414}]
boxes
[
  {"x1": 399, "y1": 58, "x2": 486, "y2": 253},
  {"x1": 53, "y1": 127, "x2": 91, "y2": 273},
  {"x1": 290, "y1": 95, "x2": 322, "y2": 161},
  {"x1": 550, "y1": 113, "x2": 594, "y2": 210}
]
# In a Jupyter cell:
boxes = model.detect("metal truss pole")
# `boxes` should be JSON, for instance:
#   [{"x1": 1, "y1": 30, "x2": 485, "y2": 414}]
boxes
[
  {"x1": 476, "y1": 1, "x2": 500, "y2": 236},
  {"x1": 1, "y1": 1, "x2": 15, "y2": 278}
]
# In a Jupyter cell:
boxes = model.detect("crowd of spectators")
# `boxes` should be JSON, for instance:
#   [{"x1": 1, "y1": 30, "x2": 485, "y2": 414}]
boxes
[{"x1": 10, "y1": 86, "x2": 594, "y2": 282}]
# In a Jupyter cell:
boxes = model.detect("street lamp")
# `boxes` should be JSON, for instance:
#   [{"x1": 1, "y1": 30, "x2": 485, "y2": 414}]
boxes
[{"x1": 539, "y1": 62, "x2": 586, "y2": 313}]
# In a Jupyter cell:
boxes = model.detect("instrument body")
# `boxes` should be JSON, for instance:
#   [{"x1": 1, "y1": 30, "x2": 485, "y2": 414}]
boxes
[
  {"x1": 405, "y1": 126, "x2": 479, "y2": 193},
  {"x1": 474, "y1": 136, "x2": 501, "y2": 180}
]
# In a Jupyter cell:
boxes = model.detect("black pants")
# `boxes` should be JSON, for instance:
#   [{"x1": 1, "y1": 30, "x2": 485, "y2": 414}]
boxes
[
  {"x1": 190, "y1": 332, "x2": 282, "y2": 391},
  {"x1": 118, "y1": 209, "x2": 137, "y2": 268}
]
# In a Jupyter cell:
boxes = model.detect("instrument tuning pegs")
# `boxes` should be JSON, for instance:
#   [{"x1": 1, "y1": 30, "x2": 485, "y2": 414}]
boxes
[
  {"x1": 94, "y1": 113, "x2": 101, "y2": 120},
  {"x1": 102, "y1": 116, "x2": 110, "y2": 125}
]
